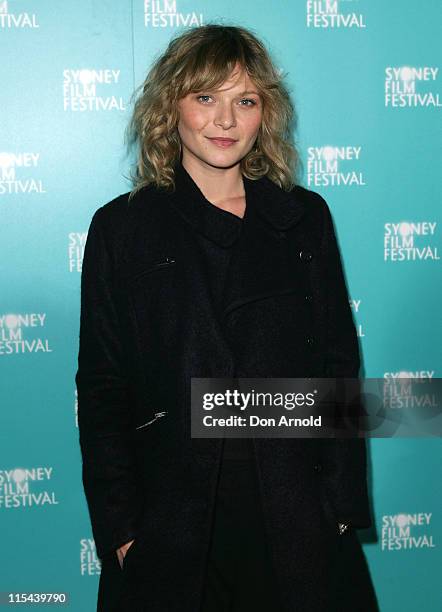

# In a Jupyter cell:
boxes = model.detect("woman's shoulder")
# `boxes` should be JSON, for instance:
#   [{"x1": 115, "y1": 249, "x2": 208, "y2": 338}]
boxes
[
  {"x1": 85, "y1": 185, "x2": 164, "y2": 264},
  {"x1": 92, "y1": 184, "x2": 162, "y2": 232},
  {"x1": 283, "y1": 184, "x2": 332, "y2": 231},
  {"x1": 291, "y1": 183, "x2": 329, "y2": 210},
  {"x1": 84, "y1": 185, "x2": 170, "y2": 273},
  {"x1": 293, "y1": 185, "x2": 338, "y2": 233}
]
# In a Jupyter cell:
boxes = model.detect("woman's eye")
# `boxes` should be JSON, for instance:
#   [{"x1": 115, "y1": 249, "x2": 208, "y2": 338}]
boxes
[
  {"x1": 196, "y1": 95, "x2": 257, "y2": 106},
  {"x1": 196, "y1": 95, "x2": 212, "y2": 103}
]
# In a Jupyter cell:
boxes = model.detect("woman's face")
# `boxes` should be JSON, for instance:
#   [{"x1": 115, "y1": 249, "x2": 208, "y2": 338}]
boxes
[{"x1": 176, "y1": 64, "x2": 263, "y2": 170}]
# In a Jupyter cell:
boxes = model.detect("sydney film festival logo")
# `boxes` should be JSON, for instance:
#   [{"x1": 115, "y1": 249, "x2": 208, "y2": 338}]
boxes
[
  {"x1": 0, "y1": 1, "x2": 39, "y2": 28},
  {"x1": 306, "y1": 0, "x2": 366, "y2": 28},
  {"x1": 74, "y1": 389, "x2": 78, "y2": 428},
  {"x1": 63, "y1": 69, "x2": 125, "y2": 112},
  {"x1": 306, "y1": 146, "x2": 366, "y2": 187},
  {"x1": 381, "y1": 374, "x2": 438, "y2": 411},
  {"x1": 384, "y1": 222, "x2": 439, "y2": 262},
  {"x1": 0, "y1": 152, "x2": 45, "y2": 195},
  {"x1": 0, "y1": 313, "x2": 52, "y2": 355},
  {"x1": 383, "y1": 370, "x2": 435, "y2": 380},
  {"x1": 143, "y1": 0, "x2": 203, "y2": 28},
  {"x1": 385, "y1": 66, "x2": 441, "y2": 108},
  {"x1": 0, "y1": 467, "x2": 59, "y2": 508},
  {"x1": 68, "y1": 231, "x2": 87, "y2": 273},
  {"x1": 349, "y1": 298, "x2": 364, "y2": 338},
  {"x1": 80, "y1": 539, "x2": 101, "y2": 576},
  {"x1": 381, "y1": 512, "x2": 435, "y2": 551}
]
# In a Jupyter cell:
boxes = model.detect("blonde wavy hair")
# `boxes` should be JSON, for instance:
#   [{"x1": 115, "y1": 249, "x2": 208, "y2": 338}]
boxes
[{"x1": 125, "y1": 22, "x2": 300, "y2": 200}]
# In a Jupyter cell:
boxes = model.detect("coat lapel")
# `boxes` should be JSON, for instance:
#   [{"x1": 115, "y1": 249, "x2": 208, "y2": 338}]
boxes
[
  {"x1": 168, "y1": 159, "x2": 307, "y2": 319},
  {"x1": 169, "y1": 159, "x2": 306, "y2": 245},
  {"x1": 220, "y1": 203, "x2": 299, "y2": 320}
]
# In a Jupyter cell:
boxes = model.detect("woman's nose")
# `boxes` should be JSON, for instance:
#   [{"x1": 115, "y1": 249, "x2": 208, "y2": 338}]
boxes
[{"x1": 214, "y1": 102, "x2": 237, "y2": 129}]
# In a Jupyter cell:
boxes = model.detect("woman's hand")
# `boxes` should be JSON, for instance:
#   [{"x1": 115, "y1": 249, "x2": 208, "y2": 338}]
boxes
[{"x1": 116, "y1": 539, "x2": 135, "y2": 569}]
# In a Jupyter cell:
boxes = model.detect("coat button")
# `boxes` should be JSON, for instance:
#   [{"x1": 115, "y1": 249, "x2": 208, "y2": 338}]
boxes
[
  {"x1": 313, "y1": 463, "x2": 322, "y2": 472},
  {"x1": 299, "y1": 250, "x2": 313, "y2": 262}
]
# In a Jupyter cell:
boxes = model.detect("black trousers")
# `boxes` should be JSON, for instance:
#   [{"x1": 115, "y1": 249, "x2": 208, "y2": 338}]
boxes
[{"x1": 200, "y1": 441, "x2": 284, "y2": 612}]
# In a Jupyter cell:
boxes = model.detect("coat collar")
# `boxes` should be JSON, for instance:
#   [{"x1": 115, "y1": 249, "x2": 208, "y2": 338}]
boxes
[{"x1": 168, "y1": 158, "x2": 305, "y2": 247}]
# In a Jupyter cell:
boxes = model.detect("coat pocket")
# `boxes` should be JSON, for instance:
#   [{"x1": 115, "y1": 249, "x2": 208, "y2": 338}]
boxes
[
  {"x1": 126, "y1": 256, "x2": 176, "y2": 286},
  {"x1": 134, "y1": 411, "x2": 168, "y2": 431},
  {"x1": 223, "y1": 286, "x2": 298, "y2": 318}
]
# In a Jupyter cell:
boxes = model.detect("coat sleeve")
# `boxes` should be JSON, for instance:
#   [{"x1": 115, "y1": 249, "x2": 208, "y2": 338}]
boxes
[
  {"x1": 318, "y1": 197, "x2": 372, "y2": 529},
  {"x1": 75, "y1": 206, "x2": 143, "y2": 559}
]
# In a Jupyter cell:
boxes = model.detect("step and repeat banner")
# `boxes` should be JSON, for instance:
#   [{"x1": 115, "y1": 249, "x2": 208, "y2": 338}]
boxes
[{"x1": 1, "y1": 1, "x2": 441, "y2": 610}]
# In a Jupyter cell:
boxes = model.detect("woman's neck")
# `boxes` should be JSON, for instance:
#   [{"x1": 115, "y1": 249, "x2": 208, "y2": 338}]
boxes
[{"x1": 181, "y1": 156, "x2": 246, "y2": 214}]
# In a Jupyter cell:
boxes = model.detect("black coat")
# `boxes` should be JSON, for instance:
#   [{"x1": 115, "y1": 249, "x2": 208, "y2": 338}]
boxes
[{"x1": 76, "y1": 160, "x2": 377, "y2": 611}]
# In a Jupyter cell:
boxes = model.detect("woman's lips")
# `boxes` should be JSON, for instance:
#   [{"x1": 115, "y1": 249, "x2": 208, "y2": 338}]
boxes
[{"x1": 207, "y1": 137, "x2": 238, "y2": 148}]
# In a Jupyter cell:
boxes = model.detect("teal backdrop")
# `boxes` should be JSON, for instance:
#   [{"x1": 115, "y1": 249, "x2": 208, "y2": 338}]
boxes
[{"x1": 1, "y1": 1, "x2": 441, "y2": 610}]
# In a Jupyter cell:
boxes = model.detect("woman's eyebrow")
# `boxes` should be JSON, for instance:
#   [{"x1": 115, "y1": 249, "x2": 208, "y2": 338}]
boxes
[{"x1": 197, "y1": 88, "x2": 261, "y2": 96}]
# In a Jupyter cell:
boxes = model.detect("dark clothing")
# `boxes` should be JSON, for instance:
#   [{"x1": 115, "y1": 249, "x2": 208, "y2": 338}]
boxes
[
  {"x1": 77, "y1": 157, "x2": 379, "y2": 611},
  {"x1": 192, "y1": 198, "x2": 252, "y2": 462},
  {"x1": 195, "y1": 200, "x2": 283, "y2": 610},
  {"x1": 200, "y1": 441, "x2": 284, "y2": 612},
  {"x1": 97, "y1": 444, "x2": 284, "y2": 612}
]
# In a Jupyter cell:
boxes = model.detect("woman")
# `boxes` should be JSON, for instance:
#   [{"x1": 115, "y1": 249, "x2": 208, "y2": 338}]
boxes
[{"x1": 76, "y1": 23, "x2": 379, "y2": 612}]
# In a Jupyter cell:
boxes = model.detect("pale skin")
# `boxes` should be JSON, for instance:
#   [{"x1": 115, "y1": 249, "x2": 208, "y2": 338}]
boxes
[
  {"x1": 176, "y1": 62, "x2": 264, "y2": 218},
  {"x1": 116, "y1": 63, "x2": 263, "y2": 569}
]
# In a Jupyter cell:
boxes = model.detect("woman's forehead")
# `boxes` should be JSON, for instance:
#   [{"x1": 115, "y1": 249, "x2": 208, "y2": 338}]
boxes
[{"x1": 194, "y1": 69, "x2": 259, "y2": 93}]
